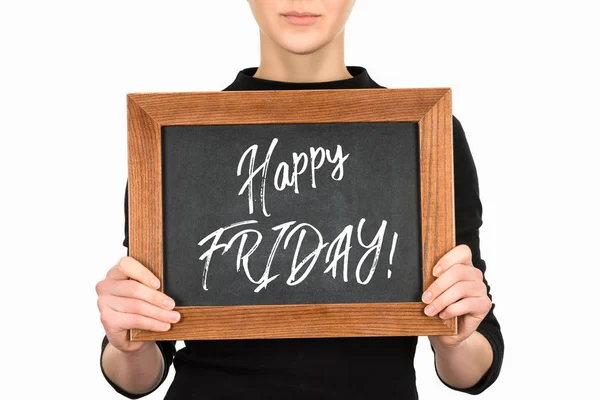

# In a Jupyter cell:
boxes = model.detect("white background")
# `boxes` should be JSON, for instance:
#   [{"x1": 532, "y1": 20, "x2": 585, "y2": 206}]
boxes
[{"x1": 2, "y1": 0, "x2": 598, "y2": 398}]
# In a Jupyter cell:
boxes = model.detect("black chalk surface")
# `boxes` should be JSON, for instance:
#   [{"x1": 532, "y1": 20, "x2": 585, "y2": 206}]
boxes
[{"x1": 162, "y1": 122, "x2": 422, "y2": 306}]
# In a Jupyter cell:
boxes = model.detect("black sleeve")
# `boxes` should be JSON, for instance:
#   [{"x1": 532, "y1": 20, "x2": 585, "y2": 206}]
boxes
[
  {"x1": 431, "y1": 115, "x2": 504, "y2": 394},
  {"x1": 98, "y1": 181, "x2": 177, "y2": 398}
]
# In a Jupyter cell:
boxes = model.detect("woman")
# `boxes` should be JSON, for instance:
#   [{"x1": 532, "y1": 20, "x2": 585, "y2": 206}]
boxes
[{"x1": 96, "y1": 1, "x2": 503, "y2": 398}]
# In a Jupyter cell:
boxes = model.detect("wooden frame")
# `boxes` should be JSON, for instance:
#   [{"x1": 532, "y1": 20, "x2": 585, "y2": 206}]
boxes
[{"x1": 127, "y1": 88, "x2": 457, "y2": 341}]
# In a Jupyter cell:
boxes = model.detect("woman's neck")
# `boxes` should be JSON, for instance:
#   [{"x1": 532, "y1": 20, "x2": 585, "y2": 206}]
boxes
[{"x1": 253, "y1": 29, "x2": 352, "y2": 83}]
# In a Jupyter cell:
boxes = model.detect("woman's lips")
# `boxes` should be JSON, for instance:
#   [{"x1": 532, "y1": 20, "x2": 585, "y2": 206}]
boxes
[{"x1": 282, "y1": 14, "x2": 320, "y2": 26}]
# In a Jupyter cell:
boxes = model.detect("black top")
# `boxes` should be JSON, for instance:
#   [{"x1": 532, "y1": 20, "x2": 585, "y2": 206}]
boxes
[{"x1": 100, "y1": 66, "x2": 504, "y2": 399}]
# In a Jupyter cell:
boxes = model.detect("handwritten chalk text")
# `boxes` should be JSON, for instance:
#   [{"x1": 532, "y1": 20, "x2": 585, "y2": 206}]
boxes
[
  {"x1": 237, "y1": 138, "x2": 350, "y2": 217},
  {"x1": 197, "y1": 218, "x2": 395, "y2": 293}
]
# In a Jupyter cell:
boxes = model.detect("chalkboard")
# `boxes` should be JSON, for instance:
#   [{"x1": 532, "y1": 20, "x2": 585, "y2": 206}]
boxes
[
  {"x1": 127, "y1": 88, "x2": 456, "y2": 340},
  {"x1": 162, "y1": 122, "x2": 421, "y2": 306}
]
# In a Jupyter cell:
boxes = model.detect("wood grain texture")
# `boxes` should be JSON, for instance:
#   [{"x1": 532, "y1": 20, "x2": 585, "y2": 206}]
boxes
[
  {"x1": 419, "y1": 89, "x2": 455, "y2": 292},
  {"x1": 127, "y1": 88, "x2": 449, "y2": 125},
  {"x1": 127, "y1": 88, "x2": 457, "y2": 341},
  {"x1": 132, "y1": 303, "x2": 453, "y2": 341},
  {"x1": 127, "y1": 97, "x2": 163, "y2": 284},
  {"x1": 418, "y1": 89, "x2": 456, "y2": 332}
]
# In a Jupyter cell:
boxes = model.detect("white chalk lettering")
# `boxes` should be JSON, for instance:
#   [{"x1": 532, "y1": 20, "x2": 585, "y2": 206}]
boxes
[
  {"x1": 328, "y1": 145, "x2": 350, "y2": 181},
  {"x1": 323, "y1": 224, "x2": 353, "y2": 281},
  {"x1": 196, "y1": 218, "x2": 394, "y2": 292},
  {"x1": 236, "y1": 139, "x2": 278, "y2": 217},
  {"x1": 193, "y1": 137, "x2": 401, "y2": 293},
  {"x1": 198, "y1": 220, "x2": 260, "y2": 291},
  {"x1": 283, "y1": 222, "x2": 329, "y2": 286},
  {"x1": 237, "y1": 138, "x2": 350, "y2": 216},
  {"x1": 355, "y1": 218, "x2": 387, "y2": 285}
]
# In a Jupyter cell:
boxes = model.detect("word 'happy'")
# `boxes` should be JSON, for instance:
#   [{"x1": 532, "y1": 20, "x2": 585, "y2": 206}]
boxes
[{"x1": 237, "y1": 138, "x2": 350, "y2": 217}]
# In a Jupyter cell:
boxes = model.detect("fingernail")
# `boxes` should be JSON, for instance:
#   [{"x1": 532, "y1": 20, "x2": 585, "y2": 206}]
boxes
[
  {"x1": 433, "y1": 265, "x2": 441, "y2": 276},
  {"x1": 424, "y1": 305, "x2": 435, "y2": 316},
  {"x1": 151, "y1": 279, "x2": 160, "y2": 289},
  {"x1": 169, "y1": 311, "x2": 180, "y2": 322},
  {"x1": 163, "y1": 298, "x2": 175, "y2": 309},
  {"x1": 439, "y1": 312, "x2": 447, "y2": 319},
  {"x1": 422, "y1": 291, "x2": 432, "y2": 303}
]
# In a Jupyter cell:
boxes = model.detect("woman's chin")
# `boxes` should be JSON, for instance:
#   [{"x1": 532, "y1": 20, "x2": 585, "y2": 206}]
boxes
[{"x1": 277, "y1": 37, "x2": 327, "y2": 56}]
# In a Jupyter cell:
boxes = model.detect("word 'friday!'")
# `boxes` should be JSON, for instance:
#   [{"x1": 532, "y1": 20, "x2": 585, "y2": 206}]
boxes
[
  {"x1": 198, "y1": 218, "x2": 400, "y2": 293},
  {"x1": 237, "y1": 138, "x2": 350, "y2": 217}
]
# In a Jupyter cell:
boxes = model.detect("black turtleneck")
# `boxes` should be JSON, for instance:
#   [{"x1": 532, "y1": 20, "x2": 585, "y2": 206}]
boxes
[
  {"x1": 101, "y1": 66, "x2": 503, "y2": 399},
  {"x1": 222, "y1": 66, "x2": 384, "y2": 91}
]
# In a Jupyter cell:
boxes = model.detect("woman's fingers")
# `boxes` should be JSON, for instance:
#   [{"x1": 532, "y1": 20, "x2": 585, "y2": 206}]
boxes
[
  {"x1": 432, "y1": 244, "x2": 472, "y2": 277},
  {"x1": 422, "y1": 263, "x2": 480, "y2": 303},
  {"x1": 423, "y1": 280, "x2": 481, "y2": 317},
  {"x1": 438, "y1": 296, "x2": 491, "y2": 320},
  {"x1": 102, "y1": 307, "x2": 172, "y2": 333},
  {"x1": 106, "y1": 256, "x2": 161, "y2": 290},
  {"x1": 106, "y1": 296, "x2": 181, "y2": 324},
  {"x1": 97, "y1": 256, "x2": 177, "y2": 352},
  {"x1": 98, "y1": 279, "x2": 175, "y2": 310}
]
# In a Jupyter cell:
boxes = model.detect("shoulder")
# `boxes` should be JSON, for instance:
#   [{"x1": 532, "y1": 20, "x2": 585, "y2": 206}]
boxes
[
  {"x1": 452, "y1": 114, "x2": 468, "y2": 146},
  {"x1": 452, "y1": 114, "x2": 477, "y2": 172},
  {"x1": 451, "y1": 114, "x2": 482, "y2": 203}
]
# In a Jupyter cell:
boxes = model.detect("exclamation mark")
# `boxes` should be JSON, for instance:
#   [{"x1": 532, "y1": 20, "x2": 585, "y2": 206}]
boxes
[{"x1": 388, "y1": 231, "x2": 398, "y2": 279}]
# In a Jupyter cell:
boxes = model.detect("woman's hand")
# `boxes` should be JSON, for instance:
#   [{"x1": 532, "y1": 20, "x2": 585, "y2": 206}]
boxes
[
  {"x1": 96, "y1": 256, "x2": 180, "y2": 353},
  {"x1": 422, "y1": 244, "x2": 492, "y2": 349}
]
